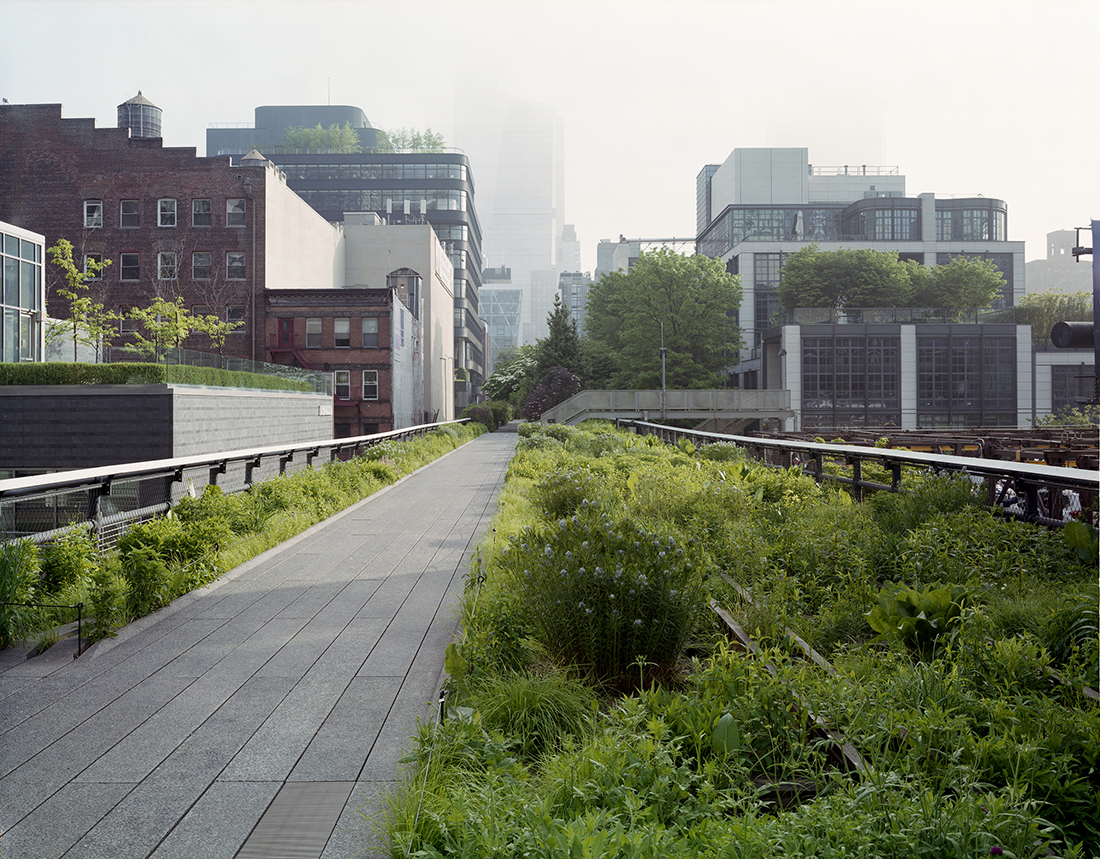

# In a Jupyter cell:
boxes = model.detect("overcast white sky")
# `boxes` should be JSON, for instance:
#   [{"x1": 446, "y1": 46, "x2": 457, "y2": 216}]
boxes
[{"x1": 4, "y1": 0, "x2": 1098, "y2": 273}]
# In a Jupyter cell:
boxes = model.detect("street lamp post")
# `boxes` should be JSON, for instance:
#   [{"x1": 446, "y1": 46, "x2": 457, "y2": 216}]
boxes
[{"x1": 659, "y1": 321, "x2": 667, "y2": 421}]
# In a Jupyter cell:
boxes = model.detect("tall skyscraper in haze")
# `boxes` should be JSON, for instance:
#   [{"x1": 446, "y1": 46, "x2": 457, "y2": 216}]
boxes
[
  {"x1": 557, "y1": 224, "x2": 582, "y2": 271},
  {"x1": 456, "y1": 93, "x2": 564, "y2": 346}
]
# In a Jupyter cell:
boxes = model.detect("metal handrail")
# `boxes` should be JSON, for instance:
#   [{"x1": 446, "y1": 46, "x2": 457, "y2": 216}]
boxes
[
  {"x1": 0, "y1": 420, "x2": 468, "y2": 504},
  {"x1": 620, "y1": 420, "x2": 1098, "y2": 526}
]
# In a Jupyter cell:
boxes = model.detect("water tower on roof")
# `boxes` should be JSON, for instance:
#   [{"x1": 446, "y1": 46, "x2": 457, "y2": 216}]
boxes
[{"x1": 117, "y1": 91, "x2": 162, "y2": 139}]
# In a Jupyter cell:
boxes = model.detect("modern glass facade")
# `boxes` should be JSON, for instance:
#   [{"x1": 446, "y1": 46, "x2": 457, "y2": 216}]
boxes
[
  {"x1": 1, "y1": 223, "x2": 44, "y2": 363},
  {"x1": 482, "y1": 287, "x2": 522, "y2": 373},
  {"x1": 801, "y1": 334, "x2": 900, "y2": 429}
]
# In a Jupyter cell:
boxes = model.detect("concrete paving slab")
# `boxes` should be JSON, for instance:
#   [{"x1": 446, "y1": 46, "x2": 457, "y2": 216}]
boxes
[
  {"x1": 319, "y1": 781, "x2": 390, "y2": 859},
  {"x1": 0, "y1": 780, "x2": 135, "y2": 859},
  {"x1": 65, "y1": 776, "x2": 213, "y2": 859},
  {"x1": 147, "y1": 780, "x2": 283, "y2": 859}
]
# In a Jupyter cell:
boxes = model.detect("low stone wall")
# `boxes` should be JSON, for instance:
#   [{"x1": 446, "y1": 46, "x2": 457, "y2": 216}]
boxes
[{"x1": 0, "y1": 384, "x2": 334, "y2": 471}]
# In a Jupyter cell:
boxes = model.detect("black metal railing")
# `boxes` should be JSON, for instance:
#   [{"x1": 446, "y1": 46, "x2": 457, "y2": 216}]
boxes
[
  {"x1": 619, "y1": 420, "x2": 1098, "y2": 527},
  {"x1": 1, "y1": 420, "x2": 467, "y2": 548}
]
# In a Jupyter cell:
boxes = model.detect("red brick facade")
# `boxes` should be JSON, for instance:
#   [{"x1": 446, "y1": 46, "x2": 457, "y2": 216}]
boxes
[
  {"x1": 0, "y1": 104, "x2": 269, "y2": 361},
  {"x1": 265, "y1": 288, "x2": 403, "y2": 435}
]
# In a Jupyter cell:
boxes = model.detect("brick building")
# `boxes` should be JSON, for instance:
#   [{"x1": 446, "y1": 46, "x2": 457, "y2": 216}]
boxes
[
  {"x1": 265, "y1": 286, "x2": 422, "y2": 435},
  {"x1": 0, "y1": 101, "x2": 338, "y2": 364}
]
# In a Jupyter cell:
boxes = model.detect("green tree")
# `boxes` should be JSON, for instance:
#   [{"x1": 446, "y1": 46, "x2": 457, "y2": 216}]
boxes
[
  {"x1": 481, "y1": 344, "x2": 539, "y2": 411},
  {"x1": 585, "y1": 248, "x2": 742, "y2": 389},
  {"x1": 909, "y1": 255, "x2": 1007, "y2": 309},
  {"x1": 777, "y1": 245, "x2": 913, "y2": 310},
  {"x1": 537, "y1": 294, "x2": 581, "y2": 378},
  {"x1": 126, "y1": 297, "x2": 242, "y2": 361},
  {"x1": 1032, "y1": 404, "x2": 1099, "y2": 428},
  {"x1": 1010, "y1": 289, "x2": 1093, "y2": 345},
  {"x1": 382, "y1": 127, "x2": 446, "y2": 152},
  {"x1": 47, "y1": 238, "x2": 118, "y2": 361},
  {"x1": 282, "y1": 122, "x2": 361, "y2": 153}
]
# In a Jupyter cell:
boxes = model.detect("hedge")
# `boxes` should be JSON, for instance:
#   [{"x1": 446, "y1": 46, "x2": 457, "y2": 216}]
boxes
[{"x1": 0, "y1": 362, "x2": 314, "y2": 392}]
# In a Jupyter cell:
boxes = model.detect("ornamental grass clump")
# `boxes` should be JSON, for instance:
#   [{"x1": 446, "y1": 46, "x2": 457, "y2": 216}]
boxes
[{"x1": 501, "y1": 501, "x2": 707, "y2": 688}]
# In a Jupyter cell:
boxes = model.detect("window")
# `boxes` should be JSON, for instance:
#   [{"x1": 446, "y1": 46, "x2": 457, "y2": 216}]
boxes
[
  {"x1": 226, "y1": 305, "x2": 246, "y2": 333},
  {"x1": 362, "y1": 370, "x2": 379, "y2": 400},
  {"x1": 362, "y1": 317, "x2": 379, "y2": 347},
  {"x1": 157, "y1": 252, "x2": 177, "y2": 280},
  {"x1": 334, "y1": 317, "x2": 350, "y2": 347},
  {"x1": 226, "y1": 198, "x2": 246, "y2": 227},
  {"x1": 334, "y1": 370, "x2": 351, "y2": 400},
  {"x1": 158, "y1": 199, "x2": 177, "y2": 227},
  {"x1": 192, "y1": 251, "x2": 211, "y2": 280},
  {"x1": 120, "y1": 200, "x2": 139, "y2": 228},
  {"x1": 306, "y1": 317, "x2": 322, "y2": 347},
  {"x1": 192, "y1": 199, "x2": 212, "y2": 227},
  {"x1": 120, "y1": 253, "x2": 140, "y2": 280},
  {"x1": 226, "y1": 252, "x2": 246, "y2": 280},
  {"x1": 84, "y1": 200, "x2": 103, "y2": 228},
  {"x1": 191, "y1": 304, "x2": 212, "y2": 332},
  {"x1": 83, "y1": 253, "x2": 103, "y2": 279},
  {"x1": 120, "y1": 307, "x2": 138, "y2": 332}
]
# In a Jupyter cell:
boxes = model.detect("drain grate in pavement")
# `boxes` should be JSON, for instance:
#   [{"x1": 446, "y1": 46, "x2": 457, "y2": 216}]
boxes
[{"x1": 236, "y1": 782, "x2": 355, "y2": 858}]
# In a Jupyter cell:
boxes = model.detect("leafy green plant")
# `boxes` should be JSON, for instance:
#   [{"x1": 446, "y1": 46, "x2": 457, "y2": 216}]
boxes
[
  {"x1": 38, "y1": 529, "x2": 97, "y2": 594},
  {"x1": 865, "y1": 582, "x2": 971, "y2": 658},
  {"x1": 86, "y1": 563, "x2": 125, "y2": 642},
  {"x1": 0, "y1": 539, "x2": 39, "y2": 647},
  {"x1": 500, "y1": 502, "x2": 707, "y2": 688},
  {"x1": 121, "y1": 544, "x2": 171, "y2": 618},
  {"x1": 467, "y1": 670, "x2": 596, "y2": 762},
  {"x1": 1064, "y1": 519, "x2": 1099, "y2": 565}
]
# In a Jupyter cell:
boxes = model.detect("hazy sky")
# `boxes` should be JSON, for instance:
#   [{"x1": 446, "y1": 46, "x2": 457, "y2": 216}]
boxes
[{"x1": 4, "y1": 0, "x2": 1097, "y2": 273}]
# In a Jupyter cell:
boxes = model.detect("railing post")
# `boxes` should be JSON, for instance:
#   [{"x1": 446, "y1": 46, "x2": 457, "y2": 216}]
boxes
[{"x1": 850, "y1": 457, "x2": 863, "y2": 502}]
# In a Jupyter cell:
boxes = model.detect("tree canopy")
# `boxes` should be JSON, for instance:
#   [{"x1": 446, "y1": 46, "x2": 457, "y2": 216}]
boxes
[
  {"x1": 481, "y1": 344, "x2": 539, "y2": 410},
  {"x1": 908, "y1": 255, "x2": 1006, "y2": 309},
  {"x1": 777, "y1": 246, "x2": 912, "y2": 311},
  {"x1": 1010, "y1": 289, "x2": 1093, "y2": 345},
  {"x1": 281, "y1": 123, "x2": 361, "y2": 153},
  {"x1": 382, "y1": 127, "x2": 446, "y2": 152},
  {"x1": 47, "y1": 239, "x2": 117, "y2": 361},
  {"x1": 777, "y1": 246, "x2": 1009, "y2": 311},
  {"x1": 585, "y1": 248, "x2": 742, "y2": 389},
  {"x1": 537, "y1": 294, "x2": 581, "y2": 378}
]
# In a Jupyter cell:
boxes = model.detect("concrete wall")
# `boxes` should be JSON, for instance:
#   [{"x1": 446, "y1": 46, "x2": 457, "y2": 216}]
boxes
[
  {"x1": 0, "y1": 385, "x2": 333, "y2": 470},
  {"x1": 263, "y1": 164, "x2": 345, "y2": 291},
  {"x1": 342, "y1": 221, "x2": 454, "y2": 420}
]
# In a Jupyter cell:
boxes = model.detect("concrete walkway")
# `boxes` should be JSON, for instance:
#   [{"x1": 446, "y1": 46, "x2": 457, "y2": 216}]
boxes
[{"x1": 0, "y1": 427, "x2": 517, "y2": 859}]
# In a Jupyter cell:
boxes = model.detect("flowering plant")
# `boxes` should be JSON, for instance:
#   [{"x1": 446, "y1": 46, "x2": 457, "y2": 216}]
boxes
[{"x1": 500, "y1": 500, "x2": 707, "y2": 687}]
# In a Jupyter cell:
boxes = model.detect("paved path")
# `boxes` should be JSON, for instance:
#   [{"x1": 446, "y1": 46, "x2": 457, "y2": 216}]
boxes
[{"x1": 0, "y1": 428, "x2": 517, "y2": 859}]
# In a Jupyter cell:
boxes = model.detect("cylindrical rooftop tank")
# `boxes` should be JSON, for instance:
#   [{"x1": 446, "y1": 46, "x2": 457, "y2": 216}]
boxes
[{"x1": 117, "y1": 91, "x2": 162, "y2": 139}]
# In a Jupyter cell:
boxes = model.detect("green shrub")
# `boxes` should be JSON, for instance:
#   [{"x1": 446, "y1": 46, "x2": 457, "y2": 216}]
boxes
[
  {"x1": 0, "y1": 539, "x2": 38, "y2": 647},
  {"x1": 460, "y1": 403, "x2": 497, "y2": 431},
  {"x1": 120, "y1": 544, "x2": 171, "y2": 618},
  {"x1": 500, "y1": 503, "x2": 707, "y2": 688},
  {"x1": 897, "y1": 505, "x2": 1088, "y2": 590},
  {"x1": 468, "y1": 670, "x2": 596, "y2": 762},
  {"x1": 529, "y1": 466, "x2": 614, "y2": 519},
  {"x1": 487, "y1": 400, "x2": 511, "y2": 428},
  {"x1": 87, "y1": 562, "x2": 125, "y2": 642},
  {"x1": 1043, "y1": 587, "x2": 1100, "y2": 679},
  {"x1": 866, "y1": 582, "x2": 971, "y2": 658},
  {"x1": 696, "y1": 441, "x2": 745, "y2": 462},
  {"x1": 0, "y1": 361, "x2": 165, "y2": 385},
  {"x1": 39, "y1": 530, "x2": 97, "y2": 594}
]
